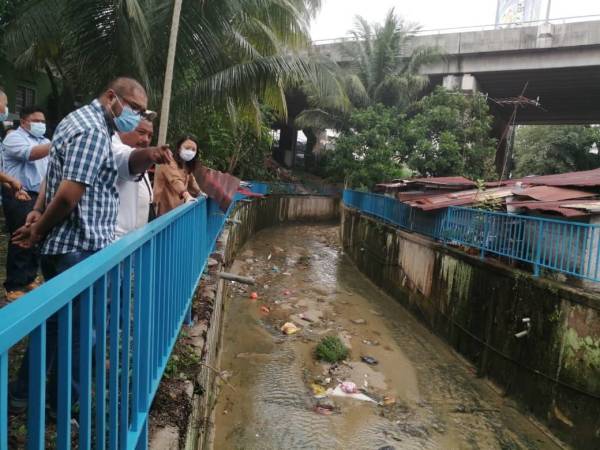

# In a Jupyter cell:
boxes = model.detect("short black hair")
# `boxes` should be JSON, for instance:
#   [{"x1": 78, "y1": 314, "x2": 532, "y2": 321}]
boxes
[{"x1": 20, "y1": 106, "x2": 45, "y2": 119}]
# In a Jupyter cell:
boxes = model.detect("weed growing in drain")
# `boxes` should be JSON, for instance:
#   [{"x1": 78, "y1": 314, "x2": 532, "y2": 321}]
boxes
[{"x1": 315, "y1": 336, "x2": 349, "y2": 363}]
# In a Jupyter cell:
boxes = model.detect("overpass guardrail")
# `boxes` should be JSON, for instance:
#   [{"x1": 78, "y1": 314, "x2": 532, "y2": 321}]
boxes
[
  {"x1": 343, "y1": 190, "x2": 600, "y2": 283},
  {"x1": 312, "y1": 14, "x2": 600, "y2": 45},
  {"x1": 0, "y1": 196, "x2": 234, "y2": 450}
]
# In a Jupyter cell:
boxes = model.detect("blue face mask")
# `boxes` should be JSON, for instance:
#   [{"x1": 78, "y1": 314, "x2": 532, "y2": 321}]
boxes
[
  {"x1": 30, "y1": 122, "x2": 46, "y2": 138},
  {"x1": 0, "y1": 106, "x2": 8, "y2": 122},
  {"x1": 113, "y1": 97, "x2": 142, "y2": 133}
]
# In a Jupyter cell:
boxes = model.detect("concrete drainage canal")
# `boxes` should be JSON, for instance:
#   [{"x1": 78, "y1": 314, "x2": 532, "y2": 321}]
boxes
[{"x1": 207, "y1": 224, "x2": 560, "y2": 450}]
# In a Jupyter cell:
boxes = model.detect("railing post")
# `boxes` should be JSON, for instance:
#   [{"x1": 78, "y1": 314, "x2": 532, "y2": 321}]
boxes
[
  {"x1": 480, "y1": 212, "x2": 488, "y2": 260},
  {"x1": 135, "y1": 418, "x2": 148, "y2": 450},
  {"x1": 439, "y1": 208, "x2": 449, "y2": 242},
  {"x1": 1, "y1": 352, "x2": 8, "y2": 450},
  {"x1": 534, "y1": 221, "x2": 545, "y2": 277}
]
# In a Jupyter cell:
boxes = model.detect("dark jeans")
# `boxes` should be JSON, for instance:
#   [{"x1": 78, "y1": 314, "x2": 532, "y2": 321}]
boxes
[
  {"x1": 11, "y1": 250, "x2": 96, "y2": 410},
  {"x1": 2, "y1": 187, "x2": 39, "y2": 291}
]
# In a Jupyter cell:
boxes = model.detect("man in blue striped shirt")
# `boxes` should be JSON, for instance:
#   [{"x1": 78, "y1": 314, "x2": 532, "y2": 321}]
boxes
[
  {"x1": 1, "y1": 106, "x2": 51, "y2": 300},
  {"x1": 10, "y1": 77, "x2": 151, "y2": 413}
]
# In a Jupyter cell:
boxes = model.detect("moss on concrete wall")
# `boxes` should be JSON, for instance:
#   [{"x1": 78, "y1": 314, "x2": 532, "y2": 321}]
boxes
[{"x1": 341, "y1": 206, "x2": 600, "y2": 450}]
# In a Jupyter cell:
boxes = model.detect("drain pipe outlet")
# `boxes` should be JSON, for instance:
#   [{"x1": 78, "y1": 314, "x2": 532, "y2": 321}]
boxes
[{"x1": 515, "y1": 318, "x2": 531, "y2": 339}]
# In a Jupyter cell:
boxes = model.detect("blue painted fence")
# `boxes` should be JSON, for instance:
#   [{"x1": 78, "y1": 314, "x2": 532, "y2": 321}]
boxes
[
  {"x1": 342, "y1": 190, "x2": 445, "y2": 238},
  {"x1": 344, "y1": 190, "x2": 600, "y2": 282},
  {"x1": 0, "y1": 197, "x2": 231, "y2": 450},
  {"x1": 249, "y1": 181, "x2": 341, "y2": 197}
]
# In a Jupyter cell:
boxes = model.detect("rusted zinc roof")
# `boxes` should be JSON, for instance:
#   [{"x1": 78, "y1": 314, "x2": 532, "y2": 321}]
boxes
[
  {"x1": 559, "y1": 201, "x2": 600, "y2": 213},
  {"x1": 514, "y1": 168, "x2": 600, "y2": 187},
  {"x1": 374, "y1": 181, "x2": 406, "y2": 191},
  {"x1": 407, "y1": 187, "x2": 514, "y2": 211},
  {"x1": 407, "y1": 176, "x2": 476, "y2": 188},
  {"x1": 512, "y1": 186, "x2": 597, "y2": 202},
  {"x1": 508, "y1": 200, "x2": 599, "y2": 218},
  {"x1": 396, "y1": 191, "x2": 442, "y2": 202}
]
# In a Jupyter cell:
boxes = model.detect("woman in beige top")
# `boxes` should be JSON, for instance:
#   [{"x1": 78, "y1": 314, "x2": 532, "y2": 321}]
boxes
[{"x1": 154, "y1": 135, "x2": 202, "y2": 216}]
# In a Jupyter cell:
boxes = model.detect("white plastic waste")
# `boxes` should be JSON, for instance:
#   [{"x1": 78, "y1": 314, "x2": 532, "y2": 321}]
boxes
[{"x1": 328, "y1": 384, "x2": 377, "y2": 403}]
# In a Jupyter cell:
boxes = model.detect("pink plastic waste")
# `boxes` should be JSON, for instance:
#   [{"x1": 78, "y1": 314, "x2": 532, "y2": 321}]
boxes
[{"x1": 340, "y1": 381, "x2": 358, "y2": 394}]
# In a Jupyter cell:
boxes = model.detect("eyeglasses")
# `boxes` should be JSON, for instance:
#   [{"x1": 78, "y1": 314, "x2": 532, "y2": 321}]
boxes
[
  {"x1": 117, "y1": 95, "x2": 156, "y2": 121},
  {"x1": 142, "y1": 110, "x2": 157, "y2": 121},
  {"x1": 116, "y1": 95, "x2": 145, "y2": 116}
]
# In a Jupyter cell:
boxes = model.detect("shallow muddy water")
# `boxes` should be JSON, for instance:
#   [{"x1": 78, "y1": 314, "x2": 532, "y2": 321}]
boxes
[{"x1": 212, "y1": 225, "x2": 561, "y2": 450}]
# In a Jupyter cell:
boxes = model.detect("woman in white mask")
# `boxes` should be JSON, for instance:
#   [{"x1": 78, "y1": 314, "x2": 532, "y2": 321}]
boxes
[{"x1": 153, "y1": 135, "x2": 202, "y2": 216}]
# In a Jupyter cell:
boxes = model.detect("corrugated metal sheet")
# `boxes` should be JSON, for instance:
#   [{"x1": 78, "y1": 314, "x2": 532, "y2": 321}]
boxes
[
  {"x1": 514, "y1": 168, "x2": 600, "y2": 187},
  {"x1": 375, "y1": 182, "x2": 406, "y2": 191},
  {"x1": 560, "y1": 201, "x2": 600, "y2": 212},
  {"x1": 407, "y1": 187, "x2": 514, "y2": 211},
  {"x1": 396, "y1": 191, "x2": 441, "y2": 201},
  {"x1": 509, "y1": 200, "x2": 593, "y2": 218},
  {"x1": 513, "y1": 186, "x2": 597, "y2": 202},
  {"x1": 407, "y1": 176, "x2": 476, "y2": 188}
]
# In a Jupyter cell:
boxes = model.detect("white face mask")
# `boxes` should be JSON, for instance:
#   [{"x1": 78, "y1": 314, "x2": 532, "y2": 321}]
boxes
[{"x1": 179, "y1": 147, "x2": 196, "y2": 162}]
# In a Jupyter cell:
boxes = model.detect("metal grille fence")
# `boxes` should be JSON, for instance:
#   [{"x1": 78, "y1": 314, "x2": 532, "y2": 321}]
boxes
[
  {"x1": 344, "y1": 190, "x2": 600, "y2": 282},
  {"x1": 0, "y1": 197, "x2": 231, "y2": 450}
]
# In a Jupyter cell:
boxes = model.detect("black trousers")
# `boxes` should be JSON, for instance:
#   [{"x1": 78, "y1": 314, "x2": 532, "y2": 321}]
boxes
[{"x1": 2, "y1": 186, "x2": 39, "y2": 291}]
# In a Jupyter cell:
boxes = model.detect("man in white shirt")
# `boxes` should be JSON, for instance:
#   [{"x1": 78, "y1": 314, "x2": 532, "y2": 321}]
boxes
[{"x1": 112, "y1": 117, "x2": 167, "y2": 238}]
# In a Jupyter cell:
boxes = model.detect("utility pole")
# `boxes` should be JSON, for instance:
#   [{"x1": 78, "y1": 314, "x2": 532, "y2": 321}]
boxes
[
  {"x1": 545, "y1": 0, "x2": 552, "y2": 22},
  {"x1": 158, "y1": 0, "x2": 183, "y2": 145}
]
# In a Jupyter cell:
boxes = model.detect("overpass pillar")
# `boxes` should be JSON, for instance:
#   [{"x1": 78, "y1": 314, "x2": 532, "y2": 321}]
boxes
[
  {"x1": 537, "y1": 23, "x2": 554, "y2": 47},
  {"x1": 442, "y1": 74, "x2": 479, "y2": 93}
]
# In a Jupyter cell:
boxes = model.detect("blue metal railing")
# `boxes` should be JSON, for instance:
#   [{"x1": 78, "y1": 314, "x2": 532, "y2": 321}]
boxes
[
  {"x1": 0, "y1": 197, "x2": 230, "y2": 450},
  {"x1": 343, "y1": 190, "x2": 600, "y2": 282},
  {"x1": 445, "y1": 207, "x2": 600, "y2": 281},
  {"x1": 342, "y1": 190, "x2": 445, "y2": 238},
  {"x1": 247, "y1": 182, "x2": 269, "y2": 195},
  {"x1": 249, "y1": 181, "x2": 341, "y2": 197}
]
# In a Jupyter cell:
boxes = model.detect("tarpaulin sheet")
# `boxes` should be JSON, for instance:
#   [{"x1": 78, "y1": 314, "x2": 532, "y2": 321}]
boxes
[{"x1": 195, "y1": 166, "x2": 241, "y2": 212}]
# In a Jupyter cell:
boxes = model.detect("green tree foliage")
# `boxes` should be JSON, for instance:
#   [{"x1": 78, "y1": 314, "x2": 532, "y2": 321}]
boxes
[
  {"x1": 322, "y1": 105, "x2": 411, "y2": 188},
  {"x1": 2, "y1": 0, "x2": 321, "y2": 124},
  {"x1": 2, "y1": 0, "x2": 322, "y2": 175},
  {"x1": 320, "y1": 88, "x2": 497, "y2": 186},
  {"x1": 296, "y1": 8, "x2": 441, "y2": 131},
  {"x1": 512, "y1": 125, "x2": 600, "y2": 177},
  {"x1": 171, "y1": 105, "x2": 275, "y2": 181},
  {"x1": 405, "y1": 87, "x2": 496, "y2": 179}
]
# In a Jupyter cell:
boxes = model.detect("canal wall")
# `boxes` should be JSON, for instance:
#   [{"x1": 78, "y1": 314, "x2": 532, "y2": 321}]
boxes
[
  {"x1": 225, "y1": 195, "x2": 340, "y2": 263},
  {"x1": 186, "y1": 195, "x2": 339, "y2": 450},
  {"x1": 341, "y1": 205, "x2": 600, "y2": 450}
]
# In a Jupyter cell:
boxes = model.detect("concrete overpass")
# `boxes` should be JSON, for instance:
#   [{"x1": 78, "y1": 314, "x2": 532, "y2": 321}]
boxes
[{"x1": 313, "y1": 19, "x2": 600, "y2": 125}]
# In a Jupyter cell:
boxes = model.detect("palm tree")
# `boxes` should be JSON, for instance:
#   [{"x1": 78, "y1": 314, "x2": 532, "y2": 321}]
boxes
[
  {"x1": 345, "y1": 9, "x2": 441, "y2": 108},
  {"x1": 2, "y1": 0, "x2": 322, "y2": 131},
  {"x1": 296, "y1": 8, "x2": 442, "y2": 131}
]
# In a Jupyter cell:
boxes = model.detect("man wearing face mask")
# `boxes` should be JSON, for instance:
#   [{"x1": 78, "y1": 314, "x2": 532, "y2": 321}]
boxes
[
  {"x1": 113, "y1": 116, "x2": 173, "y2": 237},
  {"x1": 1, "y1": 106, "x2": 51, "y2": 300},
  {"x1": 9, "y1": 77, "x2": 154, "y2": 414}
]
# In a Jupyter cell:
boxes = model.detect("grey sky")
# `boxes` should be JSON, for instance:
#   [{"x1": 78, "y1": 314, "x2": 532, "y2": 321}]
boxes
[{"x1": 311, "y1": 0, "x2": 600, "y2": 41}]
